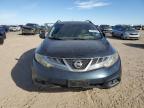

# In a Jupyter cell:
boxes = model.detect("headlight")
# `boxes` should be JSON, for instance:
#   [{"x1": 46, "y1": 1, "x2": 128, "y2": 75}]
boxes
[
  {"x1": 89, "y1": 52, "x2": 119, "y2": 70},
  {"x1": 103, "y1": 52, "x2": 119, "y2": 67},
  {"x1": 35, "y1": 53, "x2": 52, "y2": 68}
]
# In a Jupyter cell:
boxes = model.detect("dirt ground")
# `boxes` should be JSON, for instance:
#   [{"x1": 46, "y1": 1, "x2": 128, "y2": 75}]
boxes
[{"x1": 0, "y1": 31, "x2": 144, "y2": 108}]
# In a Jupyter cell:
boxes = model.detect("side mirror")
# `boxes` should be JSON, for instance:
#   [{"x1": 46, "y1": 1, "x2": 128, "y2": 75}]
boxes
[{"x1": 39, "y1": 31, "x2": 46, "y2": 39}]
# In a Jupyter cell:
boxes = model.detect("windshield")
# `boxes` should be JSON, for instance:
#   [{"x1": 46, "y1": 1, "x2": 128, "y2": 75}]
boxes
[
  {"x1": 26, "y1": 24, "x2": 36, "y2": 27},
  {"x1": 101, "y1": 25, "x2": 111, "y2": 29},
  {"x1": 124, "y1": 27, "x2": 136, "y2": 31},
  {"x1": 48, "y1": 23, "x2": 102, "y2": 40}
]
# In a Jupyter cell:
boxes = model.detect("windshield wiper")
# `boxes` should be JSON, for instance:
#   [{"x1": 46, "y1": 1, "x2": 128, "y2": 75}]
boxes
[{"x1": 72, "y1": 38, "x2": 95, "y2": 40}]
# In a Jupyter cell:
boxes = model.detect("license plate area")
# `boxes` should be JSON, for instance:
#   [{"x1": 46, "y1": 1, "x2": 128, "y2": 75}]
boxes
[{"x1": 68, "y1": 80, "x2": 89, "y2": 87}]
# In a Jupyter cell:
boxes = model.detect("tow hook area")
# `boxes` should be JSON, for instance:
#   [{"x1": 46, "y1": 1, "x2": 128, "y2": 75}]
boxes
[{"x1": 106, "y1": 79, "x2": 120, "y2": 87}]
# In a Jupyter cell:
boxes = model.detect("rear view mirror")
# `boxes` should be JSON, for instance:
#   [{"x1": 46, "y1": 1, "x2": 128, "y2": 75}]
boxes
[{"x1": 39, "y1": 31, "x2": 46, "y2": 39}]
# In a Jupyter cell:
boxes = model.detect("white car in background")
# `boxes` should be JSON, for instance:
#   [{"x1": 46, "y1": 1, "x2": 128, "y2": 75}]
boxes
[{"x1": 9, "y1": 25, "x2": 21, "y2": 32}]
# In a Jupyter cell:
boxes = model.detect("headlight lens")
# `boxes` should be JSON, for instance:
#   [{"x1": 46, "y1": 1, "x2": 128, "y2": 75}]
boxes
[
  {"x1": 35, "y1": 53, "x2": 52, "y2": 68},
  {"x1": 103, "y1": 52, "x2": 119, "y2": 67},
  {"x1": 89, "y1": 52, "x2": 119, "y2": 70}
]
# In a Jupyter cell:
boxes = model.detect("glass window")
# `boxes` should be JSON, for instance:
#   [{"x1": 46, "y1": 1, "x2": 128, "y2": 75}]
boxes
[{"x1": 48, "y1": 23, "x2": 102, "y2": 40}]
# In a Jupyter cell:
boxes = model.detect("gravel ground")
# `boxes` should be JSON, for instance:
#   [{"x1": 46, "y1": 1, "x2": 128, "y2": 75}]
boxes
[{"x1": 0, "y1": 31, "x2": 144, "y2": 108}]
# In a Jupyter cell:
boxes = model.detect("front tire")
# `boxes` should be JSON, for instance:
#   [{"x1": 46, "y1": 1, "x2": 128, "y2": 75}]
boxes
[
  {"x1": 0, "y1": 39, "x2": 4, "y2": 44},
  {"x1": 120, "y1": 34, "x2": 125, "y2": 40},
  {"x1": 112, "y1": 32, "x2": 115, "y2": 37}
]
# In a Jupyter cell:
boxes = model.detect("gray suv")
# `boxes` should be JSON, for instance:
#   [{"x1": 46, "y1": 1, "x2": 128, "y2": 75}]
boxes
[
  {"x1": 32, "y1": 21, "x2": 122, "y2": 89},
  {"x1": 112, "y1": 25, "x2": 140, "y2": 40},
  {"x1": 22, "y1": 23, "x2": 40, "y2": 35}
]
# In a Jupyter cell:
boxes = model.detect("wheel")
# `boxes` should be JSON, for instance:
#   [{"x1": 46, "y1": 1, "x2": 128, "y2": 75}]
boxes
[
  {"x1": 3, "y1": 33, "x2": 6, "y2": 39},
  {"x1": 0, "y1": 39, "x2": 4, "y2": 44},
  {"x1": 112, "y1": 32, "x2": 114, "y2": 37},
  {"x1": 120, "y1": 34, "x2": 125, "y2": 40}
]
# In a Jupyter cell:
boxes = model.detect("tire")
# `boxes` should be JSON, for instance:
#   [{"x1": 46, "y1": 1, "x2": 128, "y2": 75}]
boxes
[
  {"x1": 0, "y1": 39, "x2": 4, "y2": 44},
  {"x1": 112, "y1": 32, "x2": 115, "y2": 37},
  {"x1": 4, "y1": 33, "x2": 6, "y2": 39},
  {"x1": 120, "y1": 34, "x2": 125, "y2": 40}
]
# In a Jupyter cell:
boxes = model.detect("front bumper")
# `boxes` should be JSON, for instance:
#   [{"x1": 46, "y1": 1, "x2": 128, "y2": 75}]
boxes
[
  {"x1": 32, "y1": 58, "x2": 121, "y2": 88},
  {"x1": 125, "y1": 34, "x2": 140, "y2": 39}
]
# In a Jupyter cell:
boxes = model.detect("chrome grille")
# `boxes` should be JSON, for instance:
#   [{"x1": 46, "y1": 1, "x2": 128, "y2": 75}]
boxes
[
  {"x1": 47, "y1": 56, "x2": 109, "y2": 72},
  {"x1": 65, "y1": 59, "x2": 91, "y2": 70}
]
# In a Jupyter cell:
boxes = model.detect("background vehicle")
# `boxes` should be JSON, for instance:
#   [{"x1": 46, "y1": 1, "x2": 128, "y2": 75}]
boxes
[
  {"x1": 9, "y1": 25, "x2": 21, "y2": 32},
  {"x1": 39, "y1": 25, "x2": 47, "y2": 38},
  {"x1": 0, "y1": 25, "x2": 9, "y2": 32},
  {"x1": 99, "y1": 25, "x2": 112, "y2": 36},
  {"x1": 22, "y1": 23, "x2": 40, "y2": 35},
  {"x1": 142, "y1": 25, "x2": 144, "y2": 30},
  {"x1": 0, "y1": 26, "x2": 6, "y2": 44},
  {"x1": 112, "y1": 25, "x2": 140, "y2": 39},
  {"x1": 133, "y1": 25, "x2": 142, "y2": 30},
  {"x1": 44, "y1": 23, "x2": 54, "y2": 32}
]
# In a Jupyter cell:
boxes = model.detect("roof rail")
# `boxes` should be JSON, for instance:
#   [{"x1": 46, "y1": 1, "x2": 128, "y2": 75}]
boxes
[
  {"x1": 85, "y1": 20, "x2": 93, "y2": 24},
  {"x1": 56, "y1": 20, "x2": 62, "y2": 23}
]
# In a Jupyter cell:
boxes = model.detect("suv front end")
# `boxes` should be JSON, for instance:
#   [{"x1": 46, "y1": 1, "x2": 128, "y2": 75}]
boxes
[{"x1": 32, "y1": 21, "x2": 122, "y2": 89}]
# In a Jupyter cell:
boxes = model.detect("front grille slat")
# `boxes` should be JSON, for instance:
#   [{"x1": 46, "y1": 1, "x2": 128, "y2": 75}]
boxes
[{"x1": 91, "y1": 58, "x2": 99, "y2": 65}]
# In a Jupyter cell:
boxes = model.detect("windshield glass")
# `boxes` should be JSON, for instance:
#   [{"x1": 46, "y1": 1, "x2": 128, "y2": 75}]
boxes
[
  {"x1": 101, "y1": 25, "x2": 111, "y2": 29},
  {"x1": 26, "y1": 24, "x2": 36, "y2": 27},
  {"x1": 48, "y1": 23, "x2": 102, "y2": 40},
  {"x1": 124, "y1": 27, "x2": 136, "y2": 31}
]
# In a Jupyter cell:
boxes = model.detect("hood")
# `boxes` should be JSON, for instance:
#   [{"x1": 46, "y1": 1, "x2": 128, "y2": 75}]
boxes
[{"x1": 36, "y1": 38, "x2": 116, "y2": 58}]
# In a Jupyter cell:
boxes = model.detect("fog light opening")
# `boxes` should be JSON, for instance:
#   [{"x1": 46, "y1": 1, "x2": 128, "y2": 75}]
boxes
[{"x1": 107, "y1": 79, "x2": 120, "y2": 87}]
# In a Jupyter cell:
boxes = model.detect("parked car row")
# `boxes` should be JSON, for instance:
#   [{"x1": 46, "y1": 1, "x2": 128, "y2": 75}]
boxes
[
  {"x1": 133, "y1": 25, "x2": 144, "y2": 30},
  {"x1": 95, "y1": 24, "x2": 141, "y2": 40},
  {"x1": 9, "y1": 25, "x2": 21, "y2": 32},
  {"x1": 112, "y1": 25, "x2": 140, "y2": 40}
]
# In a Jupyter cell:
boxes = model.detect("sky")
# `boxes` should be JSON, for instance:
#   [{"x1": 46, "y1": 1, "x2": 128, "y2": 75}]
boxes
[{"x1": 0, "y1": 0, "x2": 144, "y2": 25}]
